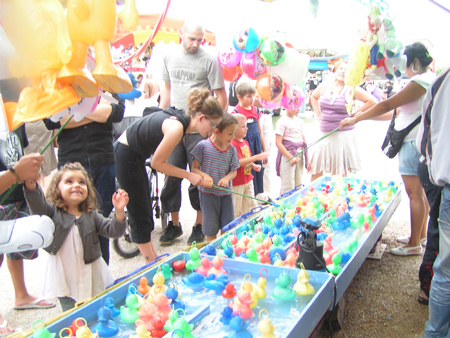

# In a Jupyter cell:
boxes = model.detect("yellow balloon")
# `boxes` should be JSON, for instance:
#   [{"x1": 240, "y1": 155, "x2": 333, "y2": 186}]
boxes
[{"x1": 345, "y1": 41, "x2": 369, "y2": 88}]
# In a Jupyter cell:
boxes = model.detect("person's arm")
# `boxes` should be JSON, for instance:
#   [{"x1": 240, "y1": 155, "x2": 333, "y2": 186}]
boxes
[
  {"x1": 311, "y1": 83, "x2": 324, "y2": 120},
  {"x1": 238, "y1": 152, "x2": 269, "y2": 167},
  {"x1": 151, "y1": 119, "x2": 203, "y2": 186},
  {"x1": 111, "y1": 189, "x2": 128, "y2": 222},
  {"x1": 276, "y1": 134, "x2": 300, "y2": 166},
  {"x1": 0, "y1": 153, "x2": 44, "y2": 194},
  {"x1": 160, "y1": 81, "x2": 171, "y2": 109},
  {"x1": 213, "y1": 87, "x2": 228, "y2": 111},
  {"x1": 352, "y1": 86, "x2": 377, "y2": 115},
  {"x1": 340, "y1": 81, "x2": 427, "y2": 128},
  {"x1": 257, "y1": 118, "x2": 267, "y2": 153},
  {"x1": 192, "y1": 158, "x2": 211, "y2": 188},
  {"x1": 218, "y1": 170, "x2": 237, "y2": 187}
]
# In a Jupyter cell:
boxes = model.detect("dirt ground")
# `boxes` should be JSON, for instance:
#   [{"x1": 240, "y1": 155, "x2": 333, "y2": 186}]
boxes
[{"x1": 0, "y1": 118, "x2": 430, "y2": 337}]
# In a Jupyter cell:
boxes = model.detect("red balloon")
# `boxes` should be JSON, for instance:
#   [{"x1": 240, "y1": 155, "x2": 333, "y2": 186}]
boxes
[{"x1": 222, "y1": 65, "x2": 242, "y2": 82}]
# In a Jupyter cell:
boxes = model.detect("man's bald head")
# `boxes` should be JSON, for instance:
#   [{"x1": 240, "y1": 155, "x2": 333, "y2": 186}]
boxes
[{"x1": 180, "y1": 20, "x2": 205, "y2": 54}]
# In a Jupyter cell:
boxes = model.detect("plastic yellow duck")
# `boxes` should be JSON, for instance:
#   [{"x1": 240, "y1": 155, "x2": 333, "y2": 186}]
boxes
[
  {"x1": 273, "y1": 254, "x2": 284, "y2": 267},
  {"x1": 236, "y1": 280, "x2": 258, "y2": 309},
  {"x1": 257, "y1": 309, "x2": 277, "y2": 338},
  {"x1": 149, "y1": 267, "x2": 168, "y2": 296},
  {"x1": 293, "y1": 263, "x2": 315, "y2": 296},
  {"x1": 75, "y1": 325, "x2": 96, "y2": 338},
  {"x1": 129, "y1": 320, "x2": 152, "y2": 338}
]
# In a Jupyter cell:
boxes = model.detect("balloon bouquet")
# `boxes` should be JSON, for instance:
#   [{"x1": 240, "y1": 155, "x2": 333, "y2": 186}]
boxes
[
  {"x1": 0, "y1": 0, "x2": 139, "y2": 133},
  {"x1": 218, "y1": 28, "x2": 310, "y2": 111}
]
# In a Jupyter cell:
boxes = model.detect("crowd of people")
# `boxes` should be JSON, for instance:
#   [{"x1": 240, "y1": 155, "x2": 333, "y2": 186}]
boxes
[{"x1": 1, "y1": 17, "x2": 450, "y2": 337}]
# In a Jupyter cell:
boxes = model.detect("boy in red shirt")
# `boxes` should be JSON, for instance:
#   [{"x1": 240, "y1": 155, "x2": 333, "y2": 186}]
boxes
[{"x1": 231, "y1": 114, "x2": 269, "y2": 218}]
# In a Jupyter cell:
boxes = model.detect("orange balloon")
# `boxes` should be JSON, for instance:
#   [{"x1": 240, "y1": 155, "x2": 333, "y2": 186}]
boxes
[
  {"x1": 256, "y1": 73, "x2": 285, "y2": 101},
  {"x1": 222, "y1": 65, "x2": 242, "y2": 82}
]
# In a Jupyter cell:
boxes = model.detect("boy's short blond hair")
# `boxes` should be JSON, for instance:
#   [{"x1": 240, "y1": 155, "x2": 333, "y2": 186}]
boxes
[
  {"x1": 232, "y1": 113, "x2": 247, "y2": 123},
  {"x1": 235, "y1": 82, "x2": 256, "y2": 98}
]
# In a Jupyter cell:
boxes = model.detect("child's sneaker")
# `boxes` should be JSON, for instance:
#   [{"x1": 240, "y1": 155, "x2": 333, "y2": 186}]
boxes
[
  {"x1": 187, "y1": 224, "x2": 204, "y2": 245},
  {"x1": 159, "y1": 221, "x2": 183, "y2": 245}
]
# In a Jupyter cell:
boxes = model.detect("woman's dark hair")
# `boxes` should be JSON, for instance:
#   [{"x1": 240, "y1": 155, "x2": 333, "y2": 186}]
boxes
[
  {"x1": 216, "y1": 113, "x2": 238, "y2": 132},
  {"x1": 404, "y1": 42, "x2": 433, "y2": 68}
]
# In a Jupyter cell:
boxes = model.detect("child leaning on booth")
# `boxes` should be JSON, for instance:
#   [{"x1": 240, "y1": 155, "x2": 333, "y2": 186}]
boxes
[
  {"x1": 231, "y1": 114, "x2": 269, "y2": 219},
  {"x1": 275, "y1": 108, "x2": 311, "y2": 195},
  {"x1": 23, "y1": 162, "x2": 128, "y2": 312},
  {"x1": 191, "y1": 113, "x2": 240, "y2": 241},
  {"x1": 232, "y1": 81, "x2": 267, "y2": 197}
]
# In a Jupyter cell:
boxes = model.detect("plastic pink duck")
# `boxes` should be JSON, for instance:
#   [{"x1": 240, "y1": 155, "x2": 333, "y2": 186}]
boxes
[
  {"x1": 136, "y1": 301, "x2": 156, "y2": 331},
  {"x1": 323, "y1": 236, "x2": 334, "y2": 251},
  {"x1": 207, "y1": 256, "x2": 227, "y2": 277},
  {"x1": 283, "y1": 252, "x2": 297, "y2": 268},
  {"x1": 229, "y1": 289, "x2": 254, "y2": 319},
  {"x1": 258, "y1": 249, "x2": 270, "y2": 264},
  {"x1": 195, "y1": 253, "x2": 211, "y2": 277},
  {"x1": 262, "y1": 237, "x2": 272, "y2": 251},
  {"x1": 152, "y1": 288, "x2": 172, "y2": 323}
]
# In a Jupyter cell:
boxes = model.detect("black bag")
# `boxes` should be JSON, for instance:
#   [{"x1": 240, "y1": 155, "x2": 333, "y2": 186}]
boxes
[{"x1": 381, "y1": 109, "x2": 421, "y2": 159}]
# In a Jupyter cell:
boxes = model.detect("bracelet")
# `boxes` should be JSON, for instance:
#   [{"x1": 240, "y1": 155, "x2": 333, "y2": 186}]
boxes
[{"x1": 8, "y1": 168, "x2": 20, "y2": 183}]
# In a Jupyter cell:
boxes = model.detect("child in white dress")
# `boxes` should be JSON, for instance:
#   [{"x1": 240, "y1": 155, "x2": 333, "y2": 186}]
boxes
[{"x1": 24, "y1": 162, "x2": 128, "y2": 311}]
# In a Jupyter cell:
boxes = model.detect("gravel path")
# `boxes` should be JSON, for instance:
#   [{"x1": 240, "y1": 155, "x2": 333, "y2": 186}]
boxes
[{"x1": 0, "y1": 119, "x2": 430, "y2": 337}]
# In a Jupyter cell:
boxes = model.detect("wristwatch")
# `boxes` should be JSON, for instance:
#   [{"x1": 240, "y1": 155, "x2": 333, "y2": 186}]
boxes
[{"x1": 8, "y1": 167, "x2": 20, "y2": 183}]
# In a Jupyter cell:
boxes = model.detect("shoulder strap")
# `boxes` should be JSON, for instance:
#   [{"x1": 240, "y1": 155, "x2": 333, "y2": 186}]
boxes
[{"x1": 420, "y1": 69, "x2": 450, "y2": 159}]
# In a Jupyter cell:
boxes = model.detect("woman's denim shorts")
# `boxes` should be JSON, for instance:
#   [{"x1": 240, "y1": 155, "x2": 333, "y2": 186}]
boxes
[{"x1": 398, "y1": 140, "x2": 421, "y2": 176}]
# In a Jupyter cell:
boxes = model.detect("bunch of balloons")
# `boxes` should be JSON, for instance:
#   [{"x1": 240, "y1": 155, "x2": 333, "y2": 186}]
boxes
[{"x1": 218, "y1": 28, "x2": 310, "y2": 111}]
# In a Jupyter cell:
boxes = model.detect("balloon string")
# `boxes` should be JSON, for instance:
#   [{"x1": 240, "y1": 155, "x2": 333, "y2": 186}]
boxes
[
  {"x1": 286, "y1": 127, "x2": 339, "y2": 162},
  {"x1": 212, "y1": 185, "x2": 279, "y2": 207},
  {"x1": 0, "y1": 115, "x2": 74, "y2": 205}
]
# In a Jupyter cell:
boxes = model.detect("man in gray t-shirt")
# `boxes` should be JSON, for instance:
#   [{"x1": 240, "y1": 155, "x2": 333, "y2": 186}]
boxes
[{"x1": 159, "y1": 20, "x2": 227, "y2": 246}]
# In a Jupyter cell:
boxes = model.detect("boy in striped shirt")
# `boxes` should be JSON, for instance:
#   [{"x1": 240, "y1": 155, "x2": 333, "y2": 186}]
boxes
[{"x1": 191, "y1": 113, "x2": 240, "y2": 241}]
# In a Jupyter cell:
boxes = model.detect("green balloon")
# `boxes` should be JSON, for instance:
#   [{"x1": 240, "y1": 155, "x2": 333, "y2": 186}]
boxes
[{"x1": 259, "y1": 39, "x2": 286, "y2": 66}]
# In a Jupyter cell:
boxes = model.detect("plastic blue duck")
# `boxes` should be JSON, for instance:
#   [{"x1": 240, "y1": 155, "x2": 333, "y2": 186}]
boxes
[
  {"x1": 104, "y1": 296, "x2": 120, "y2": 317},
  {"x1": 204, "y1": 273, "x2": 229, "y2": 293},
  {"x1": 225, "y1": 316, "x2": 253, "y2": 338},
  {"x1": 93, "y1": 307, "x2": 119, "y2": 337},
  {"x1": 271, "y1": 273, "x2": 297, "y2": 301},
  {"x1": 224, "y1": 246, "x2": 234, "y2": 259},
  {"x1": 182, "y1": 272, "x2": 205, "y2": 289},
  {"x1": 220, "y1": 306, "x2": 234, "y2": 325},
  {"x1": 165, "y1": 286, "x2": 185, "y2": 311},
  {"x1": 203, "y1": 243, "x2": 217, "y2": 256}
]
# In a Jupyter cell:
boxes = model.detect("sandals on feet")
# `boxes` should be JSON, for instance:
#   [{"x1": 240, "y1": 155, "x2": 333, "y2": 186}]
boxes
[
  {"x1": 390, "y1": 245, "x2": 423, "y2": 256},
  {"x1": 0, "y1": 320, "x2": 21, "y2": 338},
  {"x1": 418, "y1": 294, "x2": 429, "y2": 306}
]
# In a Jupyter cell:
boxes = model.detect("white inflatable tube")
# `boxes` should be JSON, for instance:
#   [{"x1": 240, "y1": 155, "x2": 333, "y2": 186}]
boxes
[{"x1": 0, "y1": 215, "x2": 54, "y2": 254}]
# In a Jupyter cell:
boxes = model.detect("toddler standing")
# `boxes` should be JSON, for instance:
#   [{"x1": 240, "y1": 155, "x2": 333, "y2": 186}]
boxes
[
  {"x1": 231, "y1": 114, "x2": 269, "y2": 218},
  {"x1": 275, "y1": 108, "x2": 310, "y2": 194},
  {"x1": 191, "y1": 114, "x2": 240, "y2": 241},
  {"x1": 232, "y1": 82, "x2": 266, "y2": 196},
  {"x1": 24, "y1": 162, "x2": 128, "y2": 311}
]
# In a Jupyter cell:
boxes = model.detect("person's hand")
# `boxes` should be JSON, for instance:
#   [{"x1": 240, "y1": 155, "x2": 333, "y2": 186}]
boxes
[
  {"x1": 188, "y1": 172, "x2": 204, "y2": 187},
  {"x1": 99, "y1": 92, "x2": 113, "y2": 105},
  {"x1": 350, "y1": 110, "x2": 362, "y2": 118},
  {"x1": 306, "y1": 161, "x2": 312, "y2": 171},
  {"x1": 24, "y1": 179, "x2": 37, "y2": 191},
  {"x1": 258, "y1": 152, "x2": 269, "y2": 162},
  {"x1": 112, "y1": 189, "x2": 129, "y2": 211},
  {"x1": 14, "y1": 153, "x2": 44, "y2": 183},
  {"x1": 218, "y1": 177, "x2": 230, "y2": 187},
  {"x1": 289, "y1": 157, "x2": 301, "y2": 167},
  {"x1": 339, "y1": 117, "x2": 356, "y2": 130},
  {"x1": 252, "y1": 163, "x2": 261, "y2": 172},
  {"x1": 202, "y1": 174, "x2": 213, "y2": 188}
]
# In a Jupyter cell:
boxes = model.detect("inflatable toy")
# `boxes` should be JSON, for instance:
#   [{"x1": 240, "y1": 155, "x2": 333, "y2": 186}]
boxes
[
  {"x1": 233, "y1": 28, "x2": 260, "y2": 54},
  {"x1": 118, "y1": 0, "x2": 139, "y2": 32},
  {"x1": 93, "y1": 307, "x2": 119, "y2": 337},
  {"x1": 218, "y1": 45, "x2": 243, "y2": 67},
  {"x1": 384, "y1": 54, "x2": 406, "y2": 80},
  {"x1": 272, "y1": 48, "x2": 310, "y2": 85},
  {"x1": 240, "y1": 52, "x2": 266, "y2": 80},
  {"x1": 0, "y1": 215, "x2": 54, "y2": 255},
  {"x1": 222, "y1": 65, "x2": 242, "y2": 82},
  {"x1": 3, "y1": 0, "x2": 80, "y2": 131},
  {"x1": 281, "y1": 85, "x2": 304, "y2": 110},
  {"x1": 259, "y1": 39, "x2": 286, "y2": 66},
  {"x1": 344, "y1": 41, "x2": 369, "y2": 113},
  {"x1": 257, "y1": 309, "x2": 277, "y2": 338},
  {"x1": 61, "y1": 0, "x2": 132, "y2": 95},
  {"x1": 118, "y1": 73, "x2": 142, "y2": 100},
  {"x1": 259, "y1": 98, "x2": 281, "y2": 110},
  {"x1": 256, "y1": 74, "x2": 284, "y2": 102},
  {"x1": 32, "y1": 320, "x2": 56, "y2": 338},
  {"x1": 382, "y1": 16, "x2": 403, "y2": 58}
]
